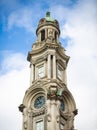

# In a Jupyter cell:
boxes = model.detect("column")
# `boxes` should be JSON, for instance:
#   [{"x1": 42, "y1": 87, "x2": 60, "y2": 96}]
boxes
[
  {"x1": 38, "y1": 32, "x2": 41, "y2": 42},
  {"x1": 48, "y1": 54, "x2": 51, "y2": 78},
  {"x1": 45, "y1": 28, "x2": 47, "y2": 39},
  {"x1": 57, "y1": 34, "x2": 59, "y2": 43},
  {"x1": 64, "y1": 69, "x2": 67, "y2": 85},
  {"x1": 30, "y1": 63, "x2": 34, "y2": 85},
  {"x1": 53, "y1": 55, "x2": 56, "y2": 79}
]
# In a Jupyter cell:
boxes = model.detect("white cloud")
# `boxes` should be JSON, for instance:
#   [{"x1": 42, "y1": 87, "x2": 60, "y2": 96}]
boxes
[
  {"x1": 1, "y1": 52, "x2": 27, "y2": 73},
  {"x1": 0, "y1": 52, "x2": 30, "y2": 130},
  {"x1": 50, "y1": 0, "x2": 97, "y2": 130},
  {"x1": 60, "y1": 0, "x2": 97, "y2": 130},
  {"x1": 8, "y1": 7, "x2": 34, "y2": 32}
]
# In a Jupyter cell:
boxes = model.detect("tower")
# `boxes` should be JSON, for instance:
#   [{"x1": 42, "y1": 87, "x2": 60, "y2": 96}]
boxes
[{"x1": 19, "y1": 12, "x2": 77, "y2": 130}]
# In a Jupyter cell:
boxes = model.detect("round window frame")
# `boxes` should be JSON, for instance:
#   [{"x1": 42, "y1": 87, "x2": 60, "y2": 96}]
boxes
[{"x1": 33, "y1": 95, "x2": 46, "y2": 109}]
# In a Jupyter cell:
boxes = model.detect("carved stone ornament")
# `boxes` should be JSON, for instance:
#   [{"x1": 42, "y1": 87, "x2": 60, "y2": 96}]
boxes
[
  {"x1": 73, "y1": 109, "x2": 78, "y2": 115},
  {"x1": 46, "y1": 36, "x2": 56, "y2": 43},
  {"x1": 47, "y1": 86, "x2": 63, "y2": 100},
  {"x1": 32, "y1": 106, "x2": 46, "y2": 117},
  {"x1": 47, "y1": 86, "x2": 58, "y2": 99},
  {"x1": 18, "y1": 104, "x2": 25, "y2": 112}
]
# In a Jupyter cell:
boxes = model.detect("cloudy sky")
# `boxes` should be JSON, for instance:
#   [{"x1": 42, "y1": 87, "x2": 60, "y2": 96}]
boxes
[{"x1": 0, "y1": 0, "x2": 97, "y2": 130}]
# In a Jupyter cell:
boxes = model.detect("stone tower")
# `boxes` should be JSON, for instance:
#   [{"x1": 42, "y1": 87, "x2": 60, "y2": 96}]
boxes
[{"x1": 19, "y1": 12, "x2": 77, "y2": 130}]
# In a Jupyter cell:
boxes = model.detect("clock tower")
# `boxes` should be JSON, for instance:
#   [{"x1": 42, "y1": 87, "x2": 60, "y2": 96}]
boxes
[{"x1": 19, "y1": 12, "x2": 77, "y2": 130}]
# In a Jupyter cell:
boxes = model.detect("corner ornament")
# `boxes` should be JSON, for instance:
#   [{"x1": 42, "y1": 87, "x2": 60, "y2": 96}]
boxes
[
  {"x1": 47, "y1": 86, "x2": 63, "y2": 99},
  {"x1": 18, "y1": 104, "x2": 25, "y2": 112}
]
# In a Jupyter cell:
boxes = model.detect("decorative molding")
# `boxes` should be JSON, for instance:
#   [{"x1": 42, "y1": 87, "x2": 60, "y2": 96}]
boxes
[
  {"x1": 47, "y1": 85, "x2": 64, "y2": 100},
  {"x1": 60, "y1": 109, "x2": 77, "y2": 122},
  {"x1": 57, "y1": 58, "x2": 66, "y2": 69},
  {"x1": 27, "y1": 41, "x2": 69, "y2": 65},
  {"x1": 26, "y1": 79, "x2": 67, "y2": 95},
  {"x1": 32, "y1": 106, "x2": 46, "y2": 117},
  {"x1": 32, "y1": 56, "x2": 47, "y2": 65}
]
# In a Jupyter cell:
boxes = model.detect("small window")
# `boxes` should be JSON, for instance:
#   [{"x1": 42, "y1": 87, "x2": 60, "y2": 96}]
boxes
[
  {"x1": 36, "y1": 120, "x2": 43, "y2": 130},
  {"x1": 38, "y1": 65, "x2": 44, "y2": 78},
  {"x1": 58, "y1": 67, "x2": 62, "y2": 80},
  {"x1": 41, "y1": 30, "x2": 45, "y2": 41}
]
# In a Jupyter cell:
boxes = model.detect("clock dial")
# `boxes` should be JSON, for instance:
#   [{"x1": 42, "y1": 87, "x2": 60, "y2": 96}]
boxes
[
  {"x1": 34, "y1": 96, "x2": 45, "y2": 109},
  {"x1": 60, "y1": 100, "x2": 65, "y2": 111}
]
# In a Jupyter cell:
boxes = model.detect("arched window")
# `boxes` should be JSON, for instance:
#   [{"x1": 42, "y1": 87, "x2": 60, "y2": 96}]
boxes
[
  {"x1": 41, "y1": 30, "x2": 45, "y2": 41},
  {"x1": 55, "y1": 31, "x2": 57, "y2": 41}
]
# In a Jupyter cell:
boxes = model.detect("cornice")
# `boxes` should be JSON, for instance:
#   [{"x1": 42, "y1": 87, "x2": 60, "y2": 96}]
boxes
[
  {"x1": 56, "y1": 47, "x2": 70, "y2": 64},
  {"x1": 31, "y1": 55, "x2": 47, "y2": 65},
  {"x1": 32, "y1": 106, "x2": 46, "y2": 117},
  {"x1": 57, "y1": 58, "x2": 66, "y2": 69},
  {"x1": 32, "y1": 79, "x2": 67, "y2": 88},
  {"x1": 27, "y1": 42, "x2": 70, "y2": 63}
]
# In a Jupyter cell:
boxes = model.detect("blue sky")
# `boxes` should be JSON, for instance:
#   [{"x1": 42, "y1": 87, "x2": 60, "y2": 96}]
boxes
[
  {"x1": 0, "y1": 0, "x2": 77, "y2": 56},
  {"x1": 0, "y1": 0, "x2": 97, "y2": 130}
]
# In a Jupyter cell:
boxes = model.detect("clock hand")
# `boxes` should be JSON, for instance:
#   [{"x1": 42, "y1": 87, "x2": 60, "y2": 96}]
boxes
[{"x1": 38, "y1": 98, "x2": 41, "y2": 104}]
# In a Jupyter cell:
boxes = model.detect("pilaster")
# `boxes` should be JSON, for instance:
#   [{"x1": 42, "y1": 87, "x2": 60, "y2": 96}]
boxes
[
  {"x1": 47, "y1": 54, "x2": 51, "y2": 78},
  {"x1": 30, "y1": 63, "x2": 34, "y2": 85},
  {"x1": 53, "y1": 55, "x2": 56, "y2": 79}
]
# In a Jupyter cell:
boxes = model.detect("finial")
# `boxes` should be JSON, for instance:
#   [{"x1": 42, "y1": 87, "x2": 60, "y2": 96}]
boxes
[
  {"x1": 46, "y1": 11, "x2": 50, "y2": 17},
  {"x1": 45, "y1": 11, "x2": 55, "y2": 22}
]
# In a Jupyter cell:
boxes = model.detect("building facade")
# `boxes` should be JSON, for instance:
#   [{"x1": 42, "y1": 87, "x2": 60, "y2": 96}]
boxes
[{"x1": 19, "y1": 12, "x2": 77, "y2": 130}]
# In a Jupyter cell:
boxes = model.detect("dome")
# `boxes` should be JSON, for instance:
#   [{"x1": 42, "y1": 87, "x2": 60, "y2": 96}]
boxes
[{"x1": 36, "y1": 12, "x2": 60, "y2": 34}]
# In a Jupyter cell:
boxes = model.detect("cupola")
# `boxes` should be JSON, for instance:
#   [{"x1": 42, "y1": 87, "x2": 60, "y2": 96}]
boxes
[{"x1": 36, "y1": 12, "x2": 60, "y2": 43}]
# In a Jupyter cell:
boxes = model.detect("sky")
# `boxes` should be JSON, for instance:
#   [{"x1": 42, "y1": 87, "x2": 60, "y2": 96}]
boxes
[{"x1": 0, "y1": 0, "x2": 97, "y2": 130}]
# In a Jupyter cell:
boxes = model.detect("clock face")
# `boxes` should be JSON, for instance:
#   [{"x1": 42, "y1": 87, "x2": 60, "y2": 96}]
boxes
[
  {"x1": 60, "y1": 100, "x2": 65, "y2": 111},
  {"x1": 34, "y1": 96, "x2": 45, "y2": 109}
]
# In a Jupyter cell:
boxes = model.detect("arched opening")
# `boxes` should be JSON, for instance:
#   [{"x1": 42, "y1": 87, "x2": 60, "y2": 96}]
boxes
[
  {"x1": 41, "y1": 30, "x2": 45, "y2": 41},
  {"x1": 55, "y1": 31, "x2": 57, "y2": 41}
]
